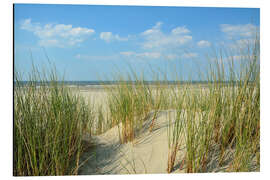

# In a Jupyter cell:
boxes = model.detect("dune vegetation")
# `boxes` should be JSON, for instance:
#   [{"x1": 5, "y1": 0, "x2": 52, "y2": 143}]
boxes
[
  {"x1": 14, "y1": 37, "x2": 260, "y2": 175},
  {"x1": 14, "y1": 67, "x2": 94, "y2": 175}
]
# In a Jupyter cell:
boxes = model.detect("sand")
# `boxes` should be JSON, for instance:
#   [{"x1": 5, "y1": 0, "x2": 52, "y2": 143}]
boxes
[
  {"x1": 73, "y1": 85, "x2": 188, "y2": 174},
  {"x1": 70, "y1": 86, "x2": 180, "y2": 174},
  {"x1": 71, "y1": 85, "x2": 258, "y2": 174},
  {"x1": 78, "y1": 109, "x2": 184, "y2": 174}
]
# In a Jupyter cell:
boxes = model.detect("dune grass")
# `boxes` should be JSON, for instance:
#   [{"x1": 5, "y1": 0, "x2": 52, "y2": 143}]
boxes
[
  {"x1": 14, "y1": 36, "x2": 259, "y2": 175},
  {"x1": 167, "y1": 86, "x2": 186, "y2": 173},
  {"x1": 14, "y1": 68, "x2": 94, "y2": 176},
  {"x1": 165, "y1": 37, "x2": 260, "y2": 173},
  {"x1": 103, "y1": 36, "x2": 259, "y2": 172},
  {"x1": 107, "y1": 75, "x2": 155, "y2": 143},
  {"x1": 104, "y1": 36, "x2": 260, "y2": 173}
]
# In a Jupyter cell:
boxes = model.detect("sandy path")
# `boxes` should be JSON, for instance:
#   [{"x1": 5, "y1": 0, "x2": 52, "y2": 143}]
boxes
[{"x1": 78, "y1": 110, "x2": 184, "y2": 174}]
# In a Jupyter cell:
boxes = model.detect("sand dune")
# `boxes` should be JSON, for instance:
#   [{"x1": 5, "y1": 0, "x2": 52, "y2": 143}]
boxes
[
  {"x1": 74, "y1": 86, "x2": 258, "y2": 174},
  {"x1": 78, "y1": 110, "x2": 186, "y2": 174}
]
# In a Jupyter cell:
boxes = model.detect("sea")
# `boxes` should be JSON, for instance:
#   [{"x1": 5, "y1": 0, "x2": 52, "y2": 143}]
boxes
[{"x1": 15, "y1": 80, "x2": 212, "y2": 87}]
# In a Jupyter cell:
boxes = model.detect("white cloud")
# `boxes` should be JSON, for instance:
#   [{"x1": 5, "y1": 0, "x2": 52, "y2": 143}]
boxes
[
  {"x1": 142, "y1": 21, "x2": 163, "y2": 36},
  {"x1": 100, "y1": 32, "x2": 129, "y2": 43},
  {"x1": 171, "y1": 26, "x2": 190, "y2": 35},
  {"x1": 120, "y1": 51, "x2": 199, "y2": 60},
  {"x1": 141, "y1": 22, "x2": 192, "y2": 50},
  {"x1": 119, "y1": 51, "x2": 135, "y2": 56},
  {"x1": 20, "y1": 18, "x2": 95, "y2": 47},
  {"x1": 197, "y1": 40, "x2": 211, "y2": 48},
  {"x1": 100, "y1": 32, "x2": 113, "y2": 42},
  {"x1": 165, "y1": 54, "x2": 178, "y2": 60},
  {"x1": 120, "y1": 51, "x2": 161, "y2": 59},
  {"x1": 181, "y1": 52, "x2": 198, "y2": 59},
  {"x1": 136, "y1": 52, "x2": 161, "y2": 59},
  {"x1": 220, "y1": 24, "x2": 258, "y2": 38},
  {"x1": 75, "y1": 54, "x2": 119, "y2": 61},
  {"x1": 76, "y1": 51, "x2": 161, "y2": 61}
]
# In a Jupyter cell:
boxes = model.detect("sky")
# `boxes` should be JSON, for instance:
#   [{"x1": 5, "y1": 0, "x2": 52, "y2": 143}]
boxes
[{"x1": 14, "y1": 4, "x2": 260, "y2": 81}]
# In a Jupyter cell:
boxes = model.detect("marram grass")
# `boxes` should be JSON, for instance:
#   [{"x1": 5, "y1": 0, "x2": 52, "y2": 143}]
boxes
[
  {"x1": 14, "y1": 37, "x2": 259, "y2": 174},
  {"x1": 14, "y1": 69, "x2": 93, "y2": 176},
  {"x1": 166, "y1": 37, "x2": 260, "y2": 173}
]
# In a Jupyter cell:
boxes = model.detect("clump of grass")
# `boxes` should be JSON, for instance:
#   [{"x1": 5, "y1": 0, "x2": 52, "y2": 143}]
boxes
[
  {"x1": 164, "y1": 35, "x2": 259, "y2": 173},
  {"x1": 14, "y1": 67, "x2": 93, "y2": 176},
  {"x1": 95, "y1": 105, "x2": 105, "y2": 135},
  {"x1": 180, "y1": 37, "x2": 259, "y2": 173},
  {"x1": 107, "y1": 81, "x2": 136, "y2": 143},
  {"x1": 107, "y1": 82, "x2": 148, "y2": 143},
  {"x1": 167, "y1": 85, "x2": 186, "y2": 173},
  {"x1": 107, "y1": 71, "x2": 164, "y2": 143}
]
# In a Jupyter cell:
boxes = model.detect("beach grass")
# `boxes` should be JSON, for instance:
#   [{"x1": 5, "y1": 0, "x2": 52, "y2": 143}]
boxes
[
  {"x1": 14, "y1": 36, "x2": 260, "y2": 175},
  {"x1": 14, "y1": 67, "x2": 94, "y2": 176},
  {"x1": 165, "y1": 36, "x2": 260, "y2": 173},
  {"x1": 107, "y1": 75, "x2": 155, "y2": 143}
]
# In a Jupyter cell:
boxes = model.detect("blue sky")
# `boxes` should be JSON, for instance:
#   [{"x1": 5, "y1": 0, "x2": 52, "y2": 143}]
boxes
[{"x1": 14, "y1": 4, "x2": 260, "y2": 81}]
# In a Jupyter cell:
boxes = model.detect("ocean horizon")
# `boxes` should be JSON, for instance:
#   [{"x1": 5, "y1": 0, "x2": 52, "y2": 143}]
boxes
[{"x1": 14, "y1": 80, "x2": 247, "y2": 87}]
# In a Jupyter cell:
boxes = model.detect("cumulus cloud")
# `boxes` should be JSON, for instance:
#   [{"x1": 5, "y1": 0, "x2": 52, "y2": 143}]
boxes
[
  {"x1": 75, "y1": 54, "x2": 119, "y2": 61},
  {"x1": 76, "y1": 51, "x2": 161, "y2": 61},
  {"x1": 141, "y1": 22, "x2": 163, "y2": 36},
  {"x1": 171, "y1": 26, "x2": 190, "y2": 35},
  {"x1": 20, "y1": 18, "x2": 95, "y2": 47},
  {"x1": 100, "y1": 32, "x2": 129, "y2": 42},
  {"x1": 120, "y1": 51, "x2": 199, "y2": 60},
  {"x1": 100, "y1": 32, "x2": 113, "y2": 42},
  {"x1": 163, "y1": 53, "x2": 198, "y2": 60},
  {"x1": 220, "y1": 24, "x2": 258, "y2": 38},
  {"x1": 197, "y1": 40, "x2": 211, "y2": 48},
  {"x1": 120, "y1": 51, "x2": 161, "y2": 59},
  {"x1": 181, "y1": 52, "x2": 198, "y2": 59},
  {"x1": 141, "y1": 22, "x2": 192, "y2": 50}
]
